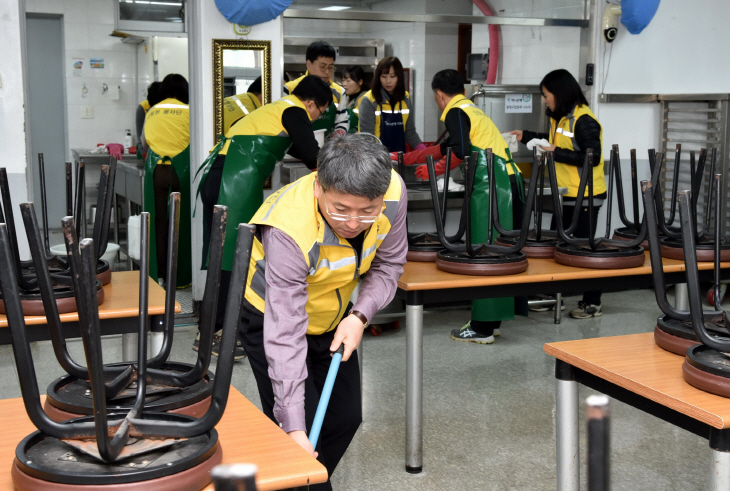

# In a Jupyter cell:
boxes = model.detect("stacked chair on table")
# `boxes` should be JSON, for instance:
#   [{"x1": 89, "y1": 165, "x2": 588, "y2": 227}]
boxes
[
  {"x1": 651, "y1": 145, "x2": 730, "y2": 263},
  {"x1": 495, "y1": 149, "x2": 560, "y2": 259},
  {"x1": 643, "y1": 172, "x2": 730, "y2": 356},
  {"x1": 548, "y1": 147, "x2": 647, "y2": 270},
  {"x1": 41, "y1": 194, "x2": 226, "y2": 421},
  {"x1": 2, "y1": 197, "x2": 256, "y2": 490},
  {"x1": 426, "y1": 148, "x2": 541, "y2": 276},
  {"x1": 398, "y1": 149, "x2": 463, "y2": 262},
  {"x1": 0, "y1": 155, "x2": 116, "y2": 317}
]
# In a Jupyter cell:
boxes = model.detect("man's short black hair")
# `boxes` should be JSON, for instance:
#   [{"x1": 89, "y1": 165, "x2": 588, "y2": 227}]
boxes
[
  {"x1": 306, "y1": 40, "x2": 336, "y2": 63},
  {"x1": 431, "y1": 69, "x2": 465, "y2": 96},
  {"x1": 147, "y1": 81, "x2": 163, "y2": 107},
  {"x1": 248, "y1": 76, "x2": 262, "y2": 95},
  {"x1": 160, "y1": 73, "x2": 189, "y2": 104},
  {"x1": 292, "y1": 75, "x2": 332, "y2": 108}
]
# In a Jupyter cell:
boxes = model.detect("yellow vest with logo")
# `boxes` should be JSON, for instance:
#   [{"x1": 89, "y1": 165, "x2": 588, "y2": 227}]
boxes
[
  {"x1": 360, "y1": 90, "x2": 411, "y2": 139},
  {"x1": 222, "y1": 92, "x2": 262, "y2": 135},
  {"x1": 144, "y1": 98, "x2": 189, "y2": 164},
  {"x1": 440, "y1": 94, "x2": 518, "y2": 176},
  {"x1": 245, "y1": 170, "x2": 403, "y2": 335},
  {"x1": 219, "y1": 95, "x2": 310, "y2": 155},
  {"x1": 549, "y1": 104, "x2": 606, "y2": 198},
  {"x1": 284, "y1": 72, "x2": 343, "y2": 108}
]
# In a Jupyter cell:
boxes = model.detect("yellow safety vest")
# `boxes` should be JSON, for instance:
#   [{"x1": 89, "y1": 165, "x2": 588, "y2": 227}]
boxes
[
  {"x1": 140, "y1": 99, "x2": 150, "y2": 113},
  {"x1": 284, "y1": 72, "x2": 343, "y2": 108},
  {"x1": 549, "y1": 104, "x2": 606, "y2": 198},
  {"x1": 219, "y1": 95, "x2": 310, "y2": 155},
  {"x1": 144, "y1": 98, "x2": 189, "y2": 165},
  {"x1": 440, "y1": 94, "x2": 518, "y2": 176},
  {"x1": 245, "y1": 170, "x2": 403, "y2": 335},
  {"x1": 359, "y1": 90, "x2": 411, "y2": 139},
  {"x1": 222, "y1": 92, "x2": 262, "y2": 135}
]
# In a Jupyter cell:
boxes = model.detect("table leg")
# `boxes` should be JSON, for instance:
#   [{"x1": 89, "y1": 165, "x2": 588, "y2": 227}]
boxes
[
  {"x1": 710, "y1": 429, "x2": 730, "y2": 491},
  {"x1": 122, "y1": 333, "x2": 138, "y2": 361},
  {"x1": 554, "y1": 292, "x2": 562, "y2": 324},
  {"x1": 405, "y1": 292, "x2": 423, "y2": 473},
  {"x1": 676, "y1": 283, "x2": 689, "y2": 311},
  {"x1": 556, "y1": 360, "x2": 579, "y2": 491}
]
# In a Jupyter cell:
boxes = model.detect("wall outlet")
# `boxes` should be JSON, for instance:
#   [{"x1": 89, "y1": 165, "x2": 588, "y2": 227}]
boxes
[{"x1": 80, "y1": 105, "x2": 94, "y2": 119}]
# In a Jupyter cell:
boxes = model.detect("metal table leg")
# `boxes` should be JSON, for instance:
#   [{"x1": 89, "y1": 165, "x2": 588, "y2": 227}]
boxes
[
  {"x1": 554, "y1": 292, "x2": 562, "y2": 324},
  {"x1": 556, "y1": 360, "x2": 579, "y2": 491},
  {"x1": 710, "y1": 429, "x2": 730, "y2": 491},
  {"x1": 405, "y1": 291, "x2": 423, "y2": 473},
  {"x1": 676, "y1": 282, "x2": 689, "y2": 311},
  {"x1": 122, "y1": 333, "x2": 138, "y2": 362}
]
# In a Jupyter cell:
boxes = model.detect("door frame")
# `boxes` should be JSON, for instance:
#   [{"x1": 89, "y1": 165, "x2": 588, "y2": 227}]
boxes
[{"x1": 24, "y1": 12, "x2": 69, "y2": 206}]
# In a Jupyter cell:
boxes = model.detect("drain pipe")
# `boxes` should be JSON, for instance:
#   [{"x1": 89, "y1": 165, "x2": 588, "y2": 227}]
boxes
[{"x1": 471, "y1": 0, "x2": 499, "y2": 84}]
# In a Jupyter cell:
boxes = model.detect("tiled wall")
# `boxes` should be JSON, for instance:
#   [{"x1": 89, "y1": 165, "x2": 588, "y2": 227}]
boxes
[
  {"x1": 26, "y1": 0, "x2": 140, "y2": 158},
  {"x1": 470, "y1": 0, "x2": 583, "y2": 84}
]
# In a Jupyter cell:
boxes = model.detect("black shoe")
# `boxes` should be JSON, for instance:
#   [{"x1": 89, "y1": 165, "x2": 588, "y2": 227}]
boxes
[
  {"x1": 569, "y1": 301, "x2": 603, "y2": 319},
  {"x1": 211, "y1": 330, "x2": 246, "y2": 360},
  {"x1": 450, "y1": 322, "x2": 495, "y2": 344},
  {"x1": 192, "y1": 332, "x2": 200, "y2": 352}
]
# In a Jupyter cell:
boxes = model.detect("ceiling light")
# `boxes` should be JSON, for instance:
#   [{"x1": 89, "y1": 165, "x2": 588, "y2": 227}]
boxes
[{"x1": 319, "y1": 6, "x2": 351, "y2": 11}]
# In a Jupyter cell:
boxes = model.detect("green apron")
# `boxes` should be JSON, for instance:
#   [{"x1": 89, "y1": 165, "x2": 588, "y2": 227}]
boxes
[
  {"x1": 311, "y1": 103, "x2": 337, "y2": 136},
  {"x1": 143, "y1": 146, "x2": 192, "y2": 287},
  {"x1": 195, "y1": 135, "x2": 291, "y2": 271},
  {"x1": 347, "y1": 107, "x2": 359, "y2": 134},
  {"x1": 469, "y1": 145, "x2": 519, "y2": 322}
]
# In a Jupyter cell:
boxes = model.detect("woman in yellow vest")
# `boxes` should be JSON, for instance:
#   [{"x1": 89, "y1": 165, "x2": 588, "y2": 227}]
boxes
[
  {"x1": 194, "y1": 75, "x2": 331, "y2": 357},
  {"x1": 135, "y1": 81, "x2": 161, "y2": 161},
  {"x1": 358, "y1": 56, "x2": 425, "y2": 153},
  {"x1": 239, "y1": 134, "x2": 408, "y2": 487},
  {"x1": 418, "y1": 69, "x2": 522, "y2": 344},
  {"x1": 222, "y1": 76, "x2": 262, "y2": 135},
  {"x1": 142, "y1": 73, "x2": 192, "y2": 287},
  {"x1": 511, "y1": 68, "x2": 606, "y2": 319},
  {"x1": 341, "y1": 65, "x2": 368, "y2": 134}
]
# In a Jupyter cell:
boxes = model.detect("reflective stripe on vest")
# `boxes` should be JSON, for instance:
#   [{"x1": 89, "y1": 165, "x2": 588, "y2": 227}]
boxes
[
  {"x1": 550, "y1": 104, "x2": 606, "y2": 198},
  {"x1": 244, "y1": 170, "x2": 403, "y2": 335}
]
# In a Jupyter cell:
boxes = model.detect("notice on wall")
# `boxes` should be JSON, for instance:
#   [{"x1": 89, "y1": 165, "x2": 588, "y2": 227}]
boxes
[
  {"x1": 71, "y1": 57, "x2": 85, "y2": 76},
  {"x1": 90, "y1": 58, "x2": 105, "y2": 69},
  {"x1": 505, "y1": 94, "x2": 533, "y2": 113}
]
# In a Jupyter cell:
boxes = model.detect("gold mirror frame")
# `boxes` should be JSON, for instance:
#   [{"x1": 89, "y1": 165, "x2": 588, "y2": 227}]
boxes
[{"x1": 212, "y1": 39, "x2": 272, "y2": 142}]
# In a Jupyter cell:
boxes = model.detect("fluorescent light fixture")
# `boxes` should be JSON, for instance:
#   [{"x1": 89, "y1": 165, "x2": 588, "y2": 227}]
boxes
[{"x1": 319, "y1": 6, "x2": 351, "y2": 11}]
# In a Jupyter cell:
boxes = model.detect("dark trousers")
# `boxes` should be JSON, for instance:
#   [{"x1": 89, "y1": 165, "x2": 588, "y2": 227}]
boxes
[
  {"x1": 200, "y1": 160, "x2": 229, "y2": 330},
  {"x1": 553, "y1": 203, "x2": 603, "y2": 305},
  {"x1": 239, "y1": 307, "x2": 362, "y2": 490},
  {"x1": 152, "y1": 165, "x2": 180, "y2": 280}
]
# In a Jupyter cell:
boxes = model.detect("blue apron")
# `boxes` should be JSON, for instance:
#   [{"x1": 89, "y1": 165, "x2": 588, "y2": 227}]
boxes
[{"x1": 379, "y1": 101, "x2": 406, "y2": 153}]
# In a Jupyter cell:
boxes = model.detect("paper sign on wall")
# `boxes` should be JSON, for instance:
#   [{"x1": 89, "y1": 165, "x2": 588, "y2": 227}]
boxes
[
  {"x1": 90, "y1": 58, "x2": 105, "y2": 69},
  {"x1": 505, "y1": 94, "x2": 532, "y2": 113},
  {"x1": 71, "y1": 57, "x2": 85, "y2": 76}
]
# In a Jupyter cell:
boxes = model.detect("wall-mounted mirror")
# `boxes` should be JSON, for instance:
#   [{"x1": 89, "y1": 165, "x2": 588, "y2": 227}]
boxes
[{"x1": 213, "y1": 39, "x2": 271, "y2": 141}]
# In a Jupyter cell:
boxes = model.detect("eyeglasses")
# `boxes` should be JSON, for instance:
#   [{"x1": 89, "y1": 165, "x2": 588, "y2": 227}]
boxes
[
  {"x1": 317, "y1": 63, "x2": 336, "y2": 74},
  {"x1": 314, "y1": 105, "x2": 328, "y2": 120},
  {"x1": 322, "y1": 191, "x2": 382, "y2": 223}
]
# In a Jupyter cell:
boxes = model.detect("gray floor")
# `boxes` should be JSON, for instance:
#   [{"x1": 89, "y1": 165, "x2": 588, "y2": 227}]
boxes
[{"x1": 0, "y1": 288, "x2": 712, "y2": 490}]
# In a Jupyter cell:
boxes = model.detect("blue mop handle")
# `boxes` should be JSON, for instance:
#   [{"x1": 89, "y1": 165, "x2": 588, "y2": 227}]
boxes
[{"x1": 309, "y1": 344, "x2": 345, "y2": 448}]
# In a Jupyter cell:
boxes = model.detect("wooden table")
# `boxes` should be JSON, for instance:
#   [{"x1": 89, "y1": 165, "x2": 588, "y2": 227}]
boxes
[
  {"x1": 544, "y1": 333, "x2": 730, "y2": 491},
  {"x1": 0, "y1": 388, "x2": 327, "y2": 490},
  {"x1": 396, "y1": 252, "x2": 730, "y2": 473},
  {"x1": 0, "y1": 271, "x2": 179, "y2": 346}
]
